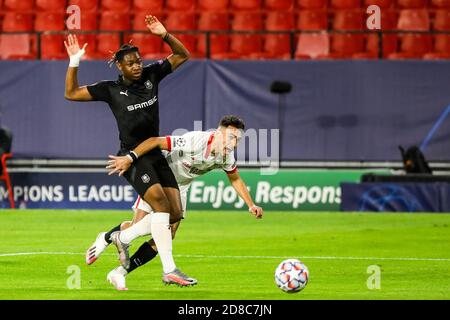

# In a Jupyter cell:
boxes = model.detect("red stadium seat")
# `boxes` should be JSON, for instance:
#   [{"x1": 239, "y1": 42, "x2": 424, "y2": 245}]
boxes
[
  {"x1": 377, "y1": 9, "x2": 398, "y2": 30},
  {"x1": 434, "y1": 10, "x2": 450, "y2": 30},
  {"x1": 434, "y1": 34, "x2": 450, "y2": 53},
  {"x1": 230, "y1": 34, "x2": 263, "y2": 56},
  {"x1": 125, "y1": 33, "x2": 162, "y2": 59},
  {"x1": 297, "y1": 10, "x2": 328, "y2": 30},
  {"x1": 263, "y1": 34, "x2": 292, "y2": 59},
  {"x1": 41, "y1": 34, "x2": 66, "y2": 60},
  {"x1": 0, "y1": 34, "x2": 35, "y2": 59},
  {"x1": 363, "y1": 0, "x2": 394, "y2": 8},
  {"x1": 423, "y1": 52, "x2": 450, "y2": 60},
  {"x1": 330, "y1": 10, "x2": 365, "y2": 58},
  {"x1": 367, "y1": 34, "x2": 398, "y2": 57},
  {"x1": 166, "y1": 0, "x2": 196, "y2": 11},
  {"x1": 351, "y1": 51, "x2": 379, "y2": 59},
  {"x1": 264, "y1": 0, "x2": 294, "y2": 10},
  {"x1": 397, "y1": 9, "x2": 430, "y2": 30},
  {"x1": 266, "y1": 12, "x2": 295, "y2": 30},
  {"x1": 230, "y1": 13, "x2": 263, "y2": 57},
  {"x1": 198, "y1": 13, "x2": 230, "y2": 56},
  {"x1": 36, "y1": 0, "x2": 67, "y2": 11},
  {"x1": 296, "y1": 0, "x2": 327, "y2": 9},
  {"x1": 231, "y1": 0, "x2": 261, "y2": 11},
  {"x1": 78, "y1": 12, "x2": 98, "y2": 31},
  {"x1": 163, "y1": 13, "x2": 198, "y2": 55},
  {"x1": 331, "y1": 34, "x2": 366, "y2": 57},
  {"x1": 233, "y1": 12, "x2": 263, "y2": 30},
  {"x1": 199, "y1": 12, "x2": 230, "y2": 30},
  {"x1": 198, "y1": 34, "x2": 230, "y2": 56},
  {"x1": 96, "y1": 33, "x2": 121, "y2": 59},
  {"x1": 76, "y1": 34, "x2": 97, "y2": 57},
  {"x1": 99, "y1": 12, "x2": 131, "y2": 31},
  {"x1": 388, "y1": 34, "x2": 432, "y2": 59},
  {"x1": 3, "y1": 0, "x2": 34, "y2": 11},
  {"x1": 263, "y1": 12, "x2": 294, "y2": 59},
  {"x1": 132, "y1": 0, "x2": 164, "y2": 12},
  {"x1": 35, "y1": 13, "x2": 65, "y2": 31},
  {"x1": 424, "y1": 35, "x2": 450, "y2": 59},
  {"x1": 333, "y1": 10, "x2": 365, "y2": 30},
  {"x1": 295, "y1": 33, "x2": 329, "y2": 59},
  {"x1": 132, "y1": 13, "x2": 150, "y2": 31},
  {"x1": 431, "y1": 0, "x2": 450, "y2": 8},
  {"x1": 198, "y1": 0, "x2": 230, "y2": 11},
  {"x1": 330, "y1": 0, "x2": 362, "y2": 9},
  {"x1": 165, "y1": 13, "x2": 197, "y2": 31},
  {"x1": 2, "y1": 13, "x2": 33, "y2": 32},
  {"x1": 397, "y1": 0, "x2": 427, "y2": 8},
  {"x1": 162, "y1": 34, "x2": 198, "y2": 55},
  {"x1": 101, "y1": 0, "x2": 131, "y2": 12},
  {"x1": 68, "y1": 0, "x2": 99, "y2": 12}
]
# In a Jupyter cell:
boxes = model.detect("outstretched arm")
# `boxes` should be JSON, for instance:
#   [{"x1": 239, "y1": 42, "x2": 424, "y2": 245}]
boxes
[
  {"x1": 64, "y1": 34, "x2": 93, "y2": 101},
  {"x1": 107, "y1": 137, "x2": 169, "y2": 176},
  {"x1": 227, "y1": 171, "x2": 263, "y2": 219},
  {"x1": 145, "y1": 15, "x2": 190, "y2": 71}
]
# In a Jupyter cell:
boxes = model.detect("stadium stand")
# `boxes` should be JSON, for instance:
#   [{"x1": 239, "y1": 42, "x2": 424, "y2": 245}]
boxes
[
  {"x1": 67, "y1": 0, "x2": 98, "y2": 12},
  {"x1": 264, "y1": 0, "x2": 295, "y2": 10},
  {"x1": 132, "y1": 0, "x2": 164, "y2": 12},
  {"x1": 198, "y1": 0, "x2": 230, "y2": 11},
  {"x1": 0, "y1": 0, "x2": 449, "y2": 60},
  {"x1": 364, "y1": 0, "x2": 395, "y2": 9},
  {"x1": 197, "y1": 12, "x2": 230, "y2": 57},
  {"x1": 297, "y1": 0, "x2": 328, "y2": 9}
]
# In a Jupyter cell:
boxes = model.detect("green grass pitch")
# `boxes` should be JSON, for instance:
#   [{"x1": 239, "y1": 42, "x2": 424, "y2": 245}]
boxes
[{"x1": 0, "y1": 209, "x2": 449, "y2": 300}]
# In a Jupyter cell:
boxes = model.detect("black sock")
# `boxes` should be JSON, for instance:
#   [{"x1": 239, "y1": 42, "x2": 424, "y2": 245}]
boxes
[
  {"x1": 104, "y1": 224, "x2": 121, "y2": 244},
  {"x1": 127, "y1": 241, "x2": 158, "y2": 274}
]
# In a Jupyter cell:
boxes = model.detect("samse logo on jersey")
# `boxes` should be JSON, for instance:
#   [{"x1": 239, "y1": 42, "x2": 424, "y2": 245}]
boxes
[{"x1": 127, "y1": 96, "x2": 158, "y2": 111}]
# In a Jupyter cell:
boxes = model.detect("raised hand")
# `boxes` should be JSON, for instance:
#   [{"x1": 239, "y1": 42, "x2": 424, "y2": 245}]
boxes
[
  {"x1": 145, "y1": 15, "x2": 168, "y2": 37},
  {"x1": 64, "y1": 34, "x2": 87, "y2": 57}
]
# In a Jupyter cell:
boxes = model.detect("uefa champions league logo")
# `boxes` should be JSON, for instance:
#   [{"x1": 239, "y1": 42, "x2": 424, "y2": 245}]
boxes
[{"x1": 358, "y1": 185, "x2": 424, "y2": 212}]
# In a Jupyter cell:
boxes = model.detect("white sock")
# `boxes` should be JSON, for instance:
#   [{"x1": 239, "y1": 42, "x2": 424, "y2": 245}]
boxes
[
  {"x1": 118, "y1": 214, "x2": 152, "y2": 244},
  {"x1": 116, "y1": 266, "x2": 128, "y2": 276},
  {"x1": 151, "y1": 212, "x2": 176, "y2": 274}
]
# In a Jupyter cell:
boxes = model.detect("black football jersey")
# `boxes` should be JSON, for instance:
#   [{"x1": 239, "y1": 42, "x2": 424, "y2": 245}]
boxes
[{"x1": 87, "y1": 59, "x2": 172, "y2": 153}]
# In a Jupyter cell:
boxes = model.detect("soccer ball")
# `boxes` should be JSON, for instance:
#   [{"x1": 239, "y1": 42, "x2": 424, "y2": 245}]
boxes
[{"x1": 274, "y1": 259, "x2": 309, "y2": 293}]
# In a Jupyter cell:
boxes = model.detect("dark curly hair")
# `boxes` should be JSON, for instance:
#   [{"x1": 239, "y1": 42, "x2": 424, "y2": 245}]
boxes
[
  {"x1": 219, "y1": 115, "x2": 245, "y2": 130},
  {"x1": 108, "y1": 43, "x2": 140, "y2": 67}
]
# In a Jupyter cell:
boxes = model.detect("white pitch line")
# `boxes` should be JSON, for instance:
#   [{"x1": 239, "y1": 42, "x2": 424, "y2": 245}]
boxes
[{"x1": 0, "y1": 252, "x2": 449, "y2": 262}]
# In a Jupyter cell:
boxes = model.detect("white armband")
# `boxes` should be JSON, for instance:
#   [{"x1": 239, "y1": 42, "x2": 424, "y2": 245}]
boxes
[{"x1": 69, "y1": 48, "x2": 86, "y2": 68}]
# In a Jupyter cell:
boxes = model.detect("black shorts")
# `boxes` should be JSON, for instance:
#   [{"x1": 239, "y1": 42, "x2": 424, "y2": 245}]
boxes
[{"x1": 122, "y1": 152, "x2": 179, "y2": 199}]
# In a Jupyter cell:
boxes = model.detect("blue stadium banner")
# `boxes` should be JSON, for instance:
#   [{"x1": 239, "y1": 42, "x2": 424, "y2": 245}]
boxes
[
  {"x1": 341, "y1": 182, "x2": 450, "y2": 212},
  {"x1": 0, "y1": 172, "x2": 137, "y2": 210},
  {"x1": 0, "y1": 169, "x2": 379, "y2": 210}
]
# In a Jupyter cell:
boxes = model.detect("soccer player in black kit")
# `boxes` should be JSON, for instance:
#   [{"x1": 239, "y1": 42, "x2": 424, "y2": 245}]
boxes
[{"x1": 64, "y1": 15, "x2": 196, "y2": 286}]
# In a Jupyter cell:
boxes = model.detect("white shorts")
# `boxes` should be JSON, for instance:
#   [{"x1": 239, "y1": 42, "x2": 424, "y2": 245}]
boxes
[{"x1": 131, "y1": 184, "x2": 190, "y2": 218}]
